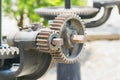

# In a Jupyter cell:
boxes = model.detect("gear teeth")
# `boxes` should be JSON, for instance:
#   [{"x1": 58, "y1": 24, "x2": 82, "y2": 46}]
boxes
[
  {"x1": 53, "y1": 20, "x2": 64, "y2": 23},
  {"x1": 0, "y1": 46, "x2": 19, "y2": 59},
  {"x1": 36, "y1": 43, "x2": 48, "y2": 47},
  {"x1": 0, "y1": 48, "x2": 5, "y2": 55},
  {"x1": 50, "y1": 23, "x2": 62, "y2": 26},
  {"x1": 50, "y1": 27, "x2": 61, "y2": 30},
  {"x1": 55, "y1": 17, "x2": 66, "y2": 20},
  {"x1": 50, "y1": 14, "x2": 86, "y2": 64},
  {"x1": 35, "y1": 7, "x2": 99, "y2": 17},
  {"x1": 36, "y1": 30, "x2": 51, "y2": 52},
  {"x1": 6, "y1": 47, "x2": 11, "y2": 55},
  {"x1": 37, "y1": 35, "x2": 49, "y2": 38},
  {"x1": 37, "y1": 39, "x2": 48, "y2": 43},
  {"x1": 36, "y1": 29, "x2": 60, "y2": 53},
  {"x1": 13, "y1": 47, "x2": 19, "y2": 55}
]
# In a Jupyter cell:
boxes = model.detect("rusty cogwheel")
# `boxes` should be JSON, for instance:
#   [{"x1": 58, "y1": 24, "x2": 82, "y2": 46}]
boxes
[
  {"x1": 49, "y1": 14, "x2": 86, "y2": 64},
  {"x1": 36, "y1": 29, "x2": 63, "y2": 53},
  {"x1": 35, "y1": 7, "x2": 99, "y2": 19},
  {"x1": 0, "y1": 44, "x2": 19, "y2": 59}
]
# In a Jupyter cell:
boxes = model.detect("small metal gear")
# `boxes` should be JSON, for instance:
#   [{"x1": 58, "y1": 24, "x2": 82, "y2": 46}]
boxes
[
  {"x1": 0, "y1": 44, "x2": 19, "y2": 59},
  {"x1": 50, "y1": 14, "x2": 85, "y2": 64},
  {"x1": 36, "y1": 29, "x2": 62, "y2": 53},
  {"x1": 35, "y1": 7, "x2": 99, "y2": 19}
]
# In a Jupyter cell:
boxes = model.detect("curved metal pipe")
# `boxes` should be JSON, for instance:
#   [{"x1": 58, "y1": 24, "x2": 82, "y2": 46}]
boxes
[{"x1": 85, "y1": 7, "x2": 113, "y2": 28}]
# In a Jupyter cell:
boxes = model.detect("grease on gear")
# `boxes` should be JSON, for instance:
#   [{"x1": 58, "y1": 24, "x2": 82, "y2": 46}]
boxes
[{"x1": 50, "y1": 14, "x2": 86, "y2": 64}]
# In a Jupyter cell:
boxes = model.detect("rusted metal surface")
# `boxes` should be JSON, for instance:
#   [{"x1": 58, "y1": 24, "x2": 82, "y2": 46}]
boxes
[
  {"x1": 36, "y1": 29, "x2": 60, "y2": 53},
  {"x1": 35, "y1": 7, "x2": 99, "y2": 20},
  {"x1": 50, "y1": 14, "x2": 85, "y2": 64},
  {"x1": 71, "y1": 35, "x2": 85, "y2": 43},
  {"x1": 52, "y1": 38, "x2": 63, "y2": 46}
]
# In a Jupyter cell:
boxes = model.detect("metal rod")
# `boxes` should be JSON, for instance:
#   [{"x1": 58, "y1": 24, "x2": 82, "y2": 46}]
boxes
[
  {"x1": 0, "y1": 0, "x2": 2, "y2": 46},
  {"x1": 71, "y1": 35, "x2": 85, "y2": 43},
  {"x1": 65, "y1": 0, "x2": 71, "y2": 9}
]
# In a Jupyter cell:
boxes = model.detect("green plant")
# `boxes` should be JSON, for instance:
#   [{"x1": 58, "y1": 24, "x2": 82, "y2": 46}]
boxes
[{"x1": 2, "y1": 0, "x2": 87, "y2": 27}]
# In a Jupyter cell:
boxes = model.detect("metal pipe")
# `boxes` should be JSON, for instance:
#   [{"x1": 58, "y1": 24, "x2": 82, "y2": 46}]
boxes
[
  {"x1": 65, "y1": 0, "x2": 71, "y2": 9},
  {"x1": 7, "y1": 31, "x2": 39, "y2": 49},
  {"x1": 85, "y1": 7, "x2": 113, "y2": 28},
  {"x1": 94, "y1": 1, "x2": 120, "y2": 8},
  {"x1": 86, "y1": 1, "x2": 120, "y2": 28},
  {"x1": 14, "y1": 31, "x2": 39, "y2": 49}
]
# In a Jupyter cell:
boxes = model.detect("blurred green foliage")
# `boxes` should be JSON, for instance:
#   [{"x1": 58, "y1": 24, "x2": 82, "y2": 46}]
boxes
[{"x1": 2, "y1": 0, "x2": 87, "y2": 27}]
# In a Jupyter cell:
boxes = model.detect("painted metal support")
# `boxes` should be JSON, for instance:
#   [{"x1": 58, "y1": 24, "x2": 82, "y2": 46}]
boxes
[
  {"x1": 57, "y1": 62, "x2": 81, "y2": 80},
  {"x1": 65, "y1": 0, "x2": 71, "y2": 9}
]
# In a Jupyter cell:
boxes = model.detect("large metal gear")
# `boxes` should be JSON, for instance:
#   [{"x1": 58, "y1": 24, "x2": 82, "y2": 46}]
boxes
[
  {"x1": 49, "y1": 14, "x2": 85, "y2": 64},
  {"x1": 35, "y1": 7, "x2": 99, "y2": 19}
]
